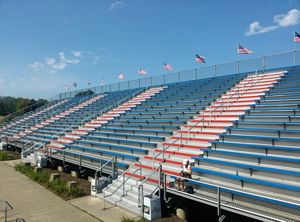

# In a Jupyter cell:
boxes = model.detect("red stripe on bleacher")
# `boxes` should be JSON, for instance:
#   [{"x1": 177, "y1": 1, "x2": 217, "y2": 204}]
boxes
[{"x1": 162, "y1": 142, "x2": 206, "y2": 149}]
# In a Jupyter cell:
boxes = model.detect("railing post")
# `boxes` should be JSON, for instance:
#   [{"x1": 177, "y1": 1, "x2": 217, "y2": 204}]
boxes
[
  {"x1": 293, "y1": 50, "x2": 296, "y2": 67},
  {"x1": 140, "y1": 185, "x2": 144, "y2": 217},
  {"x1": 217, "y1": 187, "x2": 221, "y2": 217},
  {"x1": 262, "y1": 56, "x2": 266, "y2": 73},
  {"x1": 112, "y1": 157, "x2": 116, "y2": 179},
  {"x1": 139, "y1": 162, "x2": 142, "y2": 178},
  {"x1": 79, "y1": 154, "x2": 82, "y2": 172},
  {"x1": 163, "y1": 173, "x2": 167, "y2": 202},
  {"x1": 103, "y1": 190, "x2": 106, "y2": 209},
  {"x1": 158, "y1": 164, "x2": 162, "y2": 198},
  {"x1": 214, "y1": 65, "x2": 217, "y2": 77},
  {"x1": 122, "y1": 174, "x2": 125, "y2": 196}
]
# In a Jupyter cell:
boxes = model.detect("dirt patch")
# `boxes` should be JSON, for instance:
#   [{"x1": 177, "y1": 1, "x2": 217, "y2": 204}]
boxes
[{"x1": 0, "y1": 150, "x2": 20, "y2": 161}]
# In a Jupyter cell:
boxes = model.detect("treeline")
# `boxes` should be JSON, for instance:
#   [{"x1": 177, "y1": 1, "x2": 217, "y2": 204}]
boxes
[{"x1": 0, "y1": 96, "x2": 47, "y2": 117}]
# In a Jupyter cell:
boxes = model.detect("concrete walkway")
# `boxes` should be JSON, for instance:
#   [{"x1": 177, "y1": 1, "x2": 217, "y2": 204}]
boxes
[
  {"x1": 69, "y1": 196, "x2": 137, "y2": 222},
  {"x1": 0, "y1": 160, "x2": 137, "y2": 222},
  {"x1": 0, "y1": 161, "x2": 99, "y2": 222}
]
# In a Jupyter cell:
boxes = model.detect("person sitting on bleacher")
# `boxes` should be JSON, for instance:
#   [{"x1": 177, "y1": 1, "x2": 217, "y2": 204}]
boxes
[{"x1": 177, "y1": 159, "x2": 192, "y2": 191}]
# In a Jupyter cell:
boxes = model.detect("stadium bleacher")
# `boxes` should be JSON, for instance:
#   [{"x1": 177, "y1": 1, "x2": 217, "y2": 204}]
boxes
[
  {"x1": 101, "y1": 70, "x2": 300, "y2": 221},
  {"x1": 48, "y1": 73, "x2": 246, "y2": 177},
  {"x1": 1, "y1": 63, "x2": 300, "y2": 221}
]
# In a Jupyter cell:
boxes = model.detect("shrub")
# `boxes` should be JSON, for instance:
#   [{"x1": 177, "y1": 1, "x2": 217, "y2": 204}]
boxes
[
  {"x1": 0, "y1": 151, "x2": 8, "y2": 161},
  {"x1": 121, "y1": 217, "x2": 148, "y2": 222},
  {"x1": 15, "y1": 164, "x2": 83, "y2": 199}
]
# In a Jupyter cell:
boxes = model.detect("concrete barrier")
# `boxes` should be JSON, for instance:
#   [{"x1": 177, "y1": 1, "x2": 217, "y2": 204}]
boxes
[
  {"x1": 49, "y1": 173, "x2": 60, "y2": 182},
  {"x1": 67, "y1": 181, "x2": 78, "y2": 190},
  {"x1": 34, "y1": 167, "x2": 42, "y2": 173},
  {"x1": 71, "y1": 171, "x2": 78, "y2": 178},
  {"x1": 58, "y1": 166, "x2": 64, "y2": 172}
]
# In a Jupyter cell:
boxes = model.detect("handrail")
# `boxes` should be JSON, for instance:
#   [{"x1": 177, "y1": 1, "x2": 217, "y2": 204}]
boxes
[
  {"x1": 95, "y1": 156, "x2": 117, "y2": 178},
  {"x1": 103, "y1": 166, "x2": 141, "y2": 209},
  {"x1": 139, "y1": 164, "x2": 161, "y2": 186},
  {"x1": 22, "y1": 143, "x2": 44, "y2": 158},
  {"x1": 0, "y1": 199, "x2": 13, "y2": 222},
  {"x1": 137, "y1": 164, "x2": 161, "y2": 215}
]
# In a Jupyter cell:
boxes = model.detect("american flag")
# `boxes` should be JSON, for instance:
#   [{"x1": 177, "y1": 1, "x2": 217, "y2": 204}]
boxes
[
  {"x1": 237, "y1": 44, "x2": 253, "y2": 54},
  {"x1": 195, "y1": 54, "x2": 206, "y2": 63},
  {"x1": 163, "y1": 63, "x2": 173, "y2": 71},
  {"x1": 73, "y1": 82, "x2": 77, "y2": 88},
  {"x1": 138, "y1": 68, "x2": 147, "y2": 75},
  {"x1": 294, "y1": 32, "x2": 300, "y2": 43},
  {"x1": 118, "y1": 73, "x2": 125, "y2": 80}
]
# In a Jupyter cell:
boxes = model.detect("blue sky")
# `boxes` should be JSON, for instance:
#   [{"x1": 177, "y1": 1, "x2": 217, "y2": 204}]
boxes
[{"x1": 0, "y1": 0, "x2": 299, "y2": 99}]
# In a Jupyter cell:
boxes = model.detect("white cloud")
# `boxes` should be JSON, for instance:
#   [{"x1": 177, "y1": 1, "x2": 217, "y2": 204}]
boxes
[
  {"x1": 274, "y1": 9, "x2": 300, "y2": 27},
  {"x1": 30, "y1": 51, "x2": 81, "y2": 72},
  {"x1": 107, "y1": 1, "x2": 125, "y2": 11},
  {"x1": 45, "y1": 57, "x2": 56, "y2": 65},
  {"x1": 52, "y1": 62, "x2": 67, "y2": 70},
  {"x1": 245, "y1": 21, "x2": 277, "y2": 36},
  {"x1": 71, "y1": 50, "x2": 82, "y2": 57},
  {"x1": 93, "y1": 56, "x2": 101, "y2": 64},
  {"x1": 65, "y1": 58, "x2": 80, "y2": 65},
  {"x1": 29, "y1": 62, "x2": 44, "y2": 72},
  {"x1": 245, "y1": 8, "x2": 300, "y2": 36}
]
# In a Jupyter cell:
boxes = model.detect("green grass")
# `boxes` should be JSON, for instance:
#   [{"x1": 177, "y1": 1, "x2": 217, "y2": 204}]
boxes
[
  {"x1": 0, "y1": 151, "x2": 9, "y2": 161},
  {"x1": 121, "y1": 216, "x2": 148, "y2": 222},
  {"x1": 15, "y1": 163, "x2": 82, "y2": 198},
  {"x1": 0, "y1": 150, "x2": 20, "y2": 161}
]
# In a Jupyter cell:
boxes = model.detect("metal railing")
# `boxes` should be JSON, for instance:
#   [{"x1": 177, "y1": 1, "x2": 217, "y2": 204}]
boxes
[
  {"x1": 162, "y1": 173, "x2": 300, "y2": 222},
  {"x1": 103, "y1": 163, "x2": 142, "y2": 209},
  {"x1": 0, "y1": 199, "x2": 13, "y2": 222},
  {"x1": 94, "y1": 156, "x2": 117, "y2": 180},
  {"x1": 51, "y1": 50, "x2": 299, "y2": 101},
  {"x1": 137, "y1": 164, "x2": 162, "y2": 216}
]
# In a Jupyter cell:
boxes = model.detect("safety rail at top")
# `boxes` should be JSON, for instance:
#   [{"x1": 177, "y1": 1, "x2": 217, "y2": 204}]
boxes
[{"x1": 52, "y1": 49, "x2": 300, "y2": 100}]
